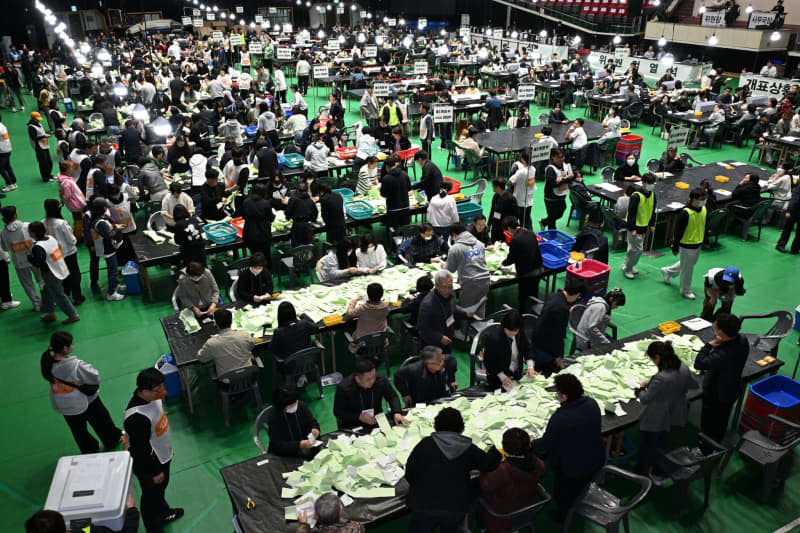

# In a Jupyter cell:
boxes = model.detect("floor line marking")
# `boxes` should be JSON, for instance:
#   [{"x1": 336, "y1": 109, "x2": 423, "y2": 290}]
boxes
[
  {"x1": 184, "y1": 496, "x2": 220, "y2": 533},
  {"x1": 774, "y1": 516, "x2": 800, "y2": 533},
  {"x1": 0, "y1": 481, "x2": 40, "y2": 509}
]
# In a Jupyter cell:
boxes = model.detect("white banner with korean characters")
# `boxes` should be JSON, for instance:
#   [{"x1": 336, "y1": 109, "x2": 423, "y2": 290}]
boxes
[
  {"x1": 739, "y1": 73, "x2": 798, "y2": 97},
  {"x1": 587, "y1": 52, "x2": 711, "y2": 83}
]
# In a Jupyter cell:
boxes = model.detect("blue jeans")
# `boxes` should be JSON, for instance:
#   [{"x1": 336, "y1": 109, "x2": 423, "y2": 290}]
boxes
[
  {"x1": 409, "y1": 513, "x2": 462, "y2": 533},
  {"x1": 105, "y1": 254, "x2": 119, "y2": 295},
  {"x1": 42, "y1": 272, "x2": 77, "y2": 317}
]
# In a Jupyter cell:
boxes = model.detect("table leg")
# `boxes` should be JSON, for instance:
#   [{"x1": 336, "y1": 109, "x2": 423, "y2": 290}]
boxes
[
  {"x1": 613, "y1": 430, "x2": 625, "y2": 464},
  {"x1": 140, "y1": 264, "x2": 153, "y2": 301},
  {"x1": 328, "y1": 331, "x2": 337, "y2": 373},
  {"x1": 179, "y1": 366, "x2": 195, "y2": 414}
]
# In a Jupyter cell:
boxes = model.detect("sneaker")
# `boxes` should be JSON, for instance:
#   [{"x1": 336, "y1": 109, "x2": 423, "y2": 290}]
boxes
[
  {"x1": 62, "y1": 315, "x2": 80, "y2": 324},
  {"x1": 33, "y1": 303, "x2": 41, "y2": 312},
  {"x1": 776, "y1": 245, "x2": 787, "y2": 253},
  {"x1": 11, "y1": 107, "x2": 16, "y2": 113},
  {"x1": 163, "y1": 508, "x2": 184, "y2": 523},
  {"x1": 40, "y1": 313, "x2": 57, "y2": 322},
  {"x1": 660, "y1": 267, "x2": 671, "y2": 285},
  {"x1": 0, "y1": 300, "x2": 21, "y2": 310},
  {"x1": 681, "y1": 292, "x2": 696, "y2": 300},
  {"x1": 1, "y1": 184, "x2": 17, "y2": 192},
  {"x1": 107, "y1": 291, "x2": 125, "y2": 301},
  {"x1": 631, "y1": 268, "x2": 639, "y2": 275},
  {"x1": 623, "y1": 270, "x2": 635, "y2": 280},
  {"x1": 296, "y1": 375, "x2": 308, "y2": 388}
]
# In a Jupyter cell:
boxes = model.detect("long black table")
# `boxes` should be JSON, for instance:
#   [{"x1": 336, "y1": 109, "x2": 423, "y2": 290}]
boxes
[
  {"x1": 218, "y1": 315, "x2": 782, "y2": 533},
  {"x1": 586, "y1": 161, "x2": 772, "y2": 247},
  {"x1": 476, "y1": 121, "x2": 606, "y2": 154}
]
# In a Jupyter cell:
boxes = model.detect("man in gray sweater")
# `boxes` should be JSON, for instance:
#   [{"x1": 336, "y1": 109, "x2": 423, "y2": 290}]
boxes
[
  {"x1": 176, "y1": 261, "x2": 220, "y2": 318},
  {"x1": 446, "y1": 224, "x2": 491, "y2": 319}
]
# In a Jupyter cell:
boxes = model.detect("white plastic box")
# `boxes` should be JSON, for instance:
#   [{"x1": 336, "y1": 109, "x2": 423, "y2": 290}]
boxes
[{"x1": 44, "y1": 451, "x2": 133, "y2": 531}]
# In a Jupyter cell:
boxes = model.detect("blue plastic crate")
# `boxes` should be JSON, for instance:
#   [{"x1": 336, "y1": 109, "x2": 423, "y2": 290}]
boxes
[
  {"x1": 537, "y1": 229, "x2": 576, "y2": 250},
  {"x1": 750, "y1": 375, "x2": 800, "y2": 410},
  {"x1": 282, "y1": 153, "x2": 305, "y2": 169},
  {"x1": 539, "y1": 241, "x2": 570, "y2": 270},
  {"x1": 333, "y1": 188, "x2": 355, "y2": 202},
  {"x1": 457, "y1": 201, "x2": 483, "y2": 222},
  {"x1": 244, "y1": 125, "x2": 258, "y2": 139},
  {"x1": 345, "y1": 200, "x2": 375, "y2": 220},
  {"x1": 203, "y1": 222, "x2": 238, "y2": 244}
]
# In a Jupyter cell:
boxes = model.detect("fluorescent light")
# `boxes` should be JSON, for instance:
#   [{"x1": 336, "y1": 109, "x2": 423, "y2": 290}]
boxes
[
  {"x1": 770, "y1": 31, "x2": 780, "y2": 41},
  {"x1": 338, "y1": 35, "x2": 346, "y2": 43},
  {"x1": 318, "y1": 30, "x2": 326, "y2": 38},
  {"x1": 708, "y1": 33, "x2": 718, "y2": 45},
  {"x1": 375, "y1": 35, "x2": 384, "y2": 45},
  {"x1": 399, "y1": 18, "x2": 405, "y2": 25},
  {"x1": 699, "y1": 5, "x2": 706, "y2": 13},
  {"x1": 539, "y1": 29, "x2": 547, "y2": 37},
  {"x1": 511, "y1": 31, "x2": 519, "y2": 39},
  {"x1": 658, "y1": 35, "x2": 667, "y2": 47},
  {"x1": 357, "y1": 32, "x2": 366, "y2": 43},
  {"x1": 613, "y1": 35, "x2": 622, "y2": 44},
  {"x1": 745, "y1": 4, "x2": 753, "y2": 13}
]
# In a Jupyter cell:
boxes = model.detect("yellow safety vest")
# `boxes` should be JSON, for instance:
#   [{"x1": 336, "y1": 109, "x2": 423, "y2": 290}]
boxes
[
  {"x1": 680, "y1": 206, "x2": 707, "y2": 245},
  {"x1": 382, "y1": 103, "x2": 399, "y2": 126},
  {"x1": 634, "y1": 191, "x2": 654, "y2": 228}
]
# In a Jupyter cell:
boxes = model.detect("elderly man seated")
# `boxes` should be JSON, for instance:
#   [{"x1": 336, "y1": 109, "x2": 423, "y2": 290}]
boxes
[{"x1": 394, "y1": 346, "x2": 458, "y2": 408}]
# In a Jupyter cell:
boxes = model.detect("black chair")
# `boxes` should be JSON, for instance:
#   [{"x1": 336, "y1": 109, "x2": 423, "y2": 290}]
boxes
[
  {"x1": 273, "y1": 344, "x2": 325, "y2": 399},
  {"x1": 704, "y1": 208, "x2": 729, "y2": 249},
  {"x1": 471, "y1": 484, "x2": 552, "y2": 533},
  {"x1": 719, "y1": 414, "x2": 800, "y2": 502},
  {"x1": 728, "y1": 199, "x2": 771, "y2": 241},
  {"x1": 225, "y1": 257, "x2": 252, "y2": 284},
  {"x1": 445, "y1": 139, "x2": 460, "y2": 171},
  {"x1": 567, "y1": 189, "x2": 596, "y2": 230},
  {"x1": 463, "y1": 304, "x2": 514, "y2": 344},
  {"x1": 562, "y1": 465, "x2": 652, "y2": 533},
  {"x1": 345, "y1": 329, "x2": 394, "y2": 377},
  {"x1": 600, "y1": 166, "x2": 615, "y2": 183},
  {"x1": 463, "y1": 149, "x2": 490, "y2": 182},
  {"x1": 601, "y1": 205, "x2": 627, "y2": 251},
  {"x1": 278, "y1": 244, "x2": 316, "y2": 288},
  {"x1": 537, "y1": 113, "x2": 549, "y2": 125},
  {"x1": 679, "y1": 151, "x2": 704, "y2": 168},
  {"x1": 739, "y1": 310, "x2": 794, "y2": 359},
  {"x1": 622, "y1": 102, "x2": 644, "y2": 127},
  {"x1": 209, "y1": 362, "x2": 264, "y2": 427},
  {"x1": 391, "y1": 224, "x2": 419, "y2": 253},
  {"x1": 650, "y1": 433, "x2": 727, "y2": 518},
  {"x1": 469, "y1": 323, "x2": 502, "y2": 387},
  {"x1": 252, "y1": 405, "x2": 273, "y2": 454},
  {"x1": 645, "y1": 158, "x2": 662, "y2": 174},
  {"x1": 731, "y1": 118, "x2": 757, "y2": 147},
  {"x1": 567, "y1": 304, "x2": 618, "y2": 355}
]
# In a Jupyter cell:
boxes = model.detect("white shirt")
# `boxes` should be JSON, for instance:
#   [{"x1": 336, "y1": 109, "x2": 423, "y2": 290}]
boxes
[
  {"x1": 760, "y1": 65, "x2": 777, "y2": 78},
  {"x1": 570, "y1": 126, "x2": 588, "y2": 149},
  {"x1": 287, "y1": 114, "x2": 308, "y2": 133},
  {"x1": 293, "y1": 91, "x2": 308, "y2": 111},
  {"x1": 508, "y1": 164, "x2": 536, "y2": 207},
  {"x1": 0, "y1": 122, "x2": 11, "y2": 153},
  {"x1": 296, "y1": 60, "x2": 311, "y2": 75},
  {"x1": 355, "y1": 245, "x2": 387, "y2": 270},
  {"x1": 427, "y1": 193, "x2": 459, "y2": 227},
  {"x1": 161, "y1": 193, "x2": 195, "y2": 225}
]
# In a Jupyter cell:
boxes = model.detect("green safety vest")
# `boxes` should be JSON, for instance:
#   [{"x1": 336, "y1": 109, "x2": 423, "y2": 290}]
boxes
[
  {"x1": 680, "y1": 206, "x2": 707, "y2": 245},
  {"x1": 634, "y1": 191, "x2": 654, "y2": 228}
]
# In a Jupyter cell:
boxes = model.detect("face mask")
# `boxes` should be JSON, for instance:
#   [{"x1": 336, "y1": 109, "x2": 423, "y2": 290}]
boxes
[
  {"x1": 643, "y1": 184, "x2": 654, "y2": 192},
  {"x1": 285, "y1": 402, "x2": 298, "y2": 414},
  {"x1": 423, "y1": 235, "x2": 432, "y2": 241},
  {"x1": 697, "y1": 200, "x2": 707, "y2": 208},
  {"x1": 777, "y1": 168, "x2": 785, "y2": 175},
  {"x1": 627, "y1": 159, "x2": 635, "y2": 166},
  {"x1": 250, "y1": 267, "x2": 263, "y2": 275},
  {"x1": 191, "y1": 276, "x2": 202, "y2": 283}
]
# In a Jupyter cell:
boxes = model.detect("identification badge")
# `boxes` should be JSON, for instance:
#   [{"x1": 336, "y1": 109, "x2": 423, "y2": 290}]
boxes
[
  {"x1": 361, "y1": 408, "x2": 374, "y2": 416},
  {"x1": 446, "y1": 316, "x2": 455, "y2": 327}
]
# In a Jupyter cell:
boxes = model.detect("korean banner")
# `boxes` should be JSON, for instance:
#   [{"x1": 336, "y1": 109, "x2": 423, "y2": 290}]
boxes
[
  {"x1": 531, "y1": 141, "x2": 553, "y2": 163},
  {"x1": 313, "y1": 65, "x2": 329, "y2": 79},
  {"x1": 748, "y1": 10, "x2": 776, "y2": 28},
  {"x1": 373, "y1": 82, "x2": 391, "y2": 97},
  {"x1": 740, "y1": 73, "x2": 796, "y2": 97},
  {"x1": 434, "y1": 104, "x2": 453, "y2": 124},
  {"x1": 667, "y1": 127, "x2": 690, "y2": 151},
  {"x1": 701, "y1": 11, "x2": 726, "y2": 27}
]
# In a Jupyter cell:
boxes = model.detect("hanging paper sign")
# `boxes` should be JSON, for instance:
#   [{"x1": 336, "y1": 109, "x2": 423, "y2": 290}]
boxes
[
  {"x1": 182, "y1": 17, "x2": 192, "y2": 25},
  {"x1": 249, "y1": 42, "x2": 263, "y2": 54},
  {"x1": 459, "y1": 27, "x2": 470, "y2": 39},
  {"x1": 192, "y1": 18, "x2": 203, "y2": 27},
  {"x1": 414, "y1": 61, "x2": 428, "y2": 75},
  {"x1": 276, "y1": 47, "x2": 292, "y2": 60},
  {"x1": 207, "y1": 13, "x2": 215, "y2": 20},
  {"x1": 269, "y1": 7, "x2": 277, "y2": 14},
  {"x1": 531, "y1": 140, "x2": 552, "y2": 163},
  {"x1": 283, "y1": 23, "x2": 292, "y2": 33},
  {"x1": 373, "y1": 82, "x2": 391, "y2": 97},
  {"x1": 461, "y1": 14, "x2": 470, "y2": 25},
  {"x1": 434, "y1": 104, "x2": 453, "y2": 123},
  {"x1": 493, "y1": 29, "x2": 503, "y2": 38},
  {"x1": 235, "y1": 6, "x2": 244, "y2": 13},
  {"x1": 193, "y1": 9, "x2": 201, "y2": 16},
  {"x1": 255, "y1": 15, "x2": 263, "y2": 23},
  {"x1": 517, "y1": 84, "x2": 536, "y2": 100},
  {"x1": 418, "y1": 18, "x2": 427, "y2": 30},
  {"x1": 313, "y1": 65, "x2": 329, "y2": 78},
  {"x1": 212, "y1": 31, "x2": 223, "y2": 41},
  {"x1": 365, "y1": 45, "x2": 377, "y2": 57},
  {"x1": 328, "y1": 39, "x2": 340, "y2": 51},
  {"x1": 667, "y1": 127, "x2": 690, "y2": 150},
  {"x1": 387, "y1": 18, "x2": 397, "y2": 27},
  {"x1": 337, "y1": 5, "x2": 345, "y2": 14},
  {"x1": 360, "y1": 10, "x2": 367, "y2": 18}
]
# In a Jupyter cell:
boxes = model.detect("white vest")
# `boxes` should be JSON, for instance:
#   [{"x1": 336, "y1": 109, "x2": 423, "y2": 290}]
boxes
[
  {"x1": 85, "y1": 168, "x2": 106, "y2": 199},
  {"x1": 49, "y1": 358, "x2": 93, "y2": 416},
  {"x1": 2, "y1": 223, "x2": 33, "y2": 268},
  {"x1": 29, "y1": 122, "x2": 49, "y2": 150},
  {"x1": 109, "y1": 193, "x2": 136, "y2": 233},
  {"x1": 36, "y1": 236, "x2": 69, "y2": 280},
  {"x1": 124, "y1": 399, "x2": 173, "y2": 464},
  {"x1": 69, "y1": 149, "x2": 89, "y2": 182},
  {"x1": 91, "y1": 218, "x2": 120, "y2": 258},
  {"x1": 223, "y1": 160, "x2": 247, "y2": 189},
  {"x1": 100, "y1": 147, "x2": 118, "y2": 172}
]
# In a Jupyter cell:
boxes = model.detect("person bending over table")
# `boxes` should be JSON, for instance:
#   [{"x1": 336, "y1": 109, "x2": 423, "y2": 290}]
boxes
[
  {"x1": 621, "y1": 174, "x2": 657, "y2": 280},
  {"x1": 482, "y1": 310, "x2": 537, "y2": 391},
  {"x1": 614, "y1": 154, "x2": 642, "y2": 182},
  {"x1": 575, "y1": 288, "x2": 626, "y2": 352},
  {"x1": 502, "y1": 217, "x2": 543, "y2": 314},
  {"x1": 199, "y1": 168, "x2": 229, "y2": 222},
  {"x1": 394, "y1": 345, "x2": 458, "y2": 408},
  {"x1": 701, "y1": 266, "x2": 745, "y2": 321},
  {"x1": 333, "y1": 359, "x2": 408, "y2": 431},
  {"x1": 447, "y1": 223, "x2": 491, "y2": 319},
  {"x1": 406, "y1": 407, "x2": 502, "y2": 533},
  {"x1": 297, "y1": 493, "x2": 365, "y2": 533},
  {"x1": 380, "y1": 154, "x2": 412, "y2": 229},
  {"x1": 345, "y1": 282, "x2": 390, "y2": 355},
  {"x1": 417, "y1": 270, "x2": 472, "y2": 355},
  {"x1": 266, "y1": 388, "x2": 321, "y2": 459},
  {"x1": 533, "y1": 374, "x2": 604, "y2": 523},
  {"x1": 469, "y1": 215, "x2": 491, "y2": 247},
  {"x1": 694, "y1": 313, "x2": 749, "y2": 453},
  {"x1": 659, "y1": 146, "x2": 685, "y2": 174},
  {"x1": 531, "y1": 279, "x2": 585, "y2": 376},
  {"x1": 235, "y1": 253, "x2": 274, "y2": 306},
  {"x1": 479, "y1": 428, "x2": 545, "y2": 533},
  {"x1": 176, "y1": 261, "x2": 220, "y2": 319},
  {"x1": 197, "y1": 309, "x2": 255, "y2": 377},
  {"x1": 286, "y1": 182, "x2": 318, "y2": 247}
]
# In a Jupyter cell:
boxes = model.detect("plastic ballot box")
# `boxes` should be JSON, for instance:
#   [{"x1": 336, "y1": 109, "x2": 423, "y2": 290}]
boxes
[{"x1": 44, "y1": 451, "x2": 133, "y2": 531}]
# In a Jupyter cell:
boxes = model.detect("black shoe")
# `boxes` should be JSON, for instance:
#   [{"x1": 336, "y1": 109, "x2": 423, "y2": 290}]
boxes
[
  {"x1": 73, "y1": 295, "x2": 86, "y2": 306},
  {"x1": 776, "y1": 245, "x2": 788, "y2": 253},
  {"x1": 90, "y1": 283, "x2": 101, "y2": 292},
  {"x1": 791, "y1": 250, "x2": 800, "y2": 255},
  {"x1": 163, "y1": 508, "x2": 184, "y2": 523}
]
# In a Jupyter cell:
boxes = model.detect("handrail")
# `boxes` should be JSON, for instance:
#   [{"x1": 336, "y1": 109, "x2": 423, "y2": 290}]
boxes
[{"x1": 490, "y1": 0, "x2": 645, "y2": 35}]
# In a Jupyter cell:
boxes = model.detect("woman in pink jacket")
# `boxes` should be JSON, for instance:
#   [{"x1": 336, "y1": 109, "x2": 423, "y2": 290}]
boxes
[{"x1": 56, "y1": 160, "x2": 86, "y2": 240}]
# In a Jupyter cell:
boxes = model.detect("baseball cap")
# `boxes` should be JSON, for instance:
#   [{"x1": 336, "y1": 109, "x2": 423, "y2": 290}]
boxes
[
  {"x1": 30, "y1": 111, "x2": 42, "y2": 121},
  {"x1": 722, "y1": 266, "x2": 739, "y2": 283}
]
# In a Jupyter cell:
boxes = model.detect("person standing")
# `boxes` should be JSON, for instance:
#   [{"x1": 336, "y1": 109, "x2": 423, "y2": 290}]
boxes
[
  {"x1": 0, "y1": 229, "x2": 20, "y2": 309},
  {"x1": 1, "y1": 205, "x2": 41, "y2": 310},
  {"x1": 446, "y1": 224, "x2": 491, "y2": 319},
  {"x1": 319, "y1": 183, "x2": 346, "y2": 245},
  {"x1": 661, "y1": 188, "x2": 707, "y2": 299},
  {"x1": 508, "y1": 148, "x2": 536, "y2": 230},
  {"x1": 635, "y1": 341, "x2": 699, "y2": 475},
  {"x1": 419, "y1": 103, "x2": 435, "y2": 155},
  {"x1": 27, "y1": 222, "x2": 79, "y2": 324},
  {"x1": 622, "y1": 174, "x2": 657, "y2": 279},
  {"x1": 295, "y1": 55, "x2": 311, "y2": 95},
  {"x1": 40, "y1": 331, "x2": 122, "y2": 454},
  {"x1": 0, "y1": 113, "x2": 19, "y2": 192},
  {"x1": 701, "y1": 266, "x2": 745, "y2": 321},
  {"x1": 413, "y1": 151, "x2": 443, "y2": 202},
  {"x1": 694, "y1": 313, "x2": 749, "y2": 451},
  {"x1": 540, "y1": 148, "x2": 574, "y2": 230},
  {"x1": 776, "y1": 180, "x2": 800, "y2": 254},
  {"x1": 406, "y1": 407, "x2": 502, "y2": 533},
  {"x1": 502, "y1": 217, "x2": 544, "y2": 313},
  {"x1": 241, "y1": 184, "x2": 274, "y2": 264},
  {"x1": 380, "y1": 154, "x2": 412, "y2": 230},
  {"x1": 489, "y1": 179, "x2": 518, "y2": 243},
  {"x1": 531, "y1": 279, "x2": 584, "y2": 376},
  {"x1": 87, "y1": 198, "x2": 125, "y2": 302},
  {"x1": 42, "y1": 199, "x2": 83, "y2": 306},
  {"x1": 124, "y1": 368, "x2": 184, "y2": 533},
  {"x1": 481, "y1": 310, "x2": 537, "y2": 390},
  {"x1": 533, "y1": 374, "x2": 604, "y2": 522},
  {"x1": 27, "y1": 111, "x2": 53, "y2": 182},
  {"x1": 360, "y1": 85, "x2": 379, "y2": 130}
]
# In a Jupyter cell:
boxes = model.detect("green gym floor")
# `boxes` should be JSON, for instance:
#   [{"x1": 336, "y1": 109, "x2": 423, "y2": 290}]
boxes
[{"x1": 1, "y1": 79, "x2": 800, "y2": 533}]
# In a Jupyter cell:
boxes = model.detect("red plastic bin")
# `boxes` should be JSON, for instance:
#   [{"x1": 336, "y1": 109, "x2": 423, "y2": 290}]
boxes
[
  {"x1": 739, "y1": 375, "x2": 800, "y2": 444},
  {"x1": 230, "y1": 216, "x2": 245, "y2": 238},
  {"x1": 615, "y1": 134, "x2": 643, "y2": 165},
  {"x1": 335, "y1": 147, "x2": 358, "y2": 160},
  {"x1": 566, "y1": 259, "x2": 611, "y2": 301},
  {"x1": 443, "y1": 176, "x2": 461, "y2": 194},
  {"x1": 396, "y1": 146, "x2": 420, "y2": 161}
]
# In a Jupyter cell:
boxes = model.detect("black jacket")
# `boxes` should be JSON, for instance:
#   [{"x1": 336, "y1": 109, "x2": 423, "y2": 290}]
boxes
[
  {"x1": 694, "y1": 335, "x2": 749, "y2": 403},
  {"x1": 731, "y1": 182, "x2": 763, "y2": 208},
  {"x1": 200, "y1": 183, "x2": 227, "y2": 221},
  {"x1": 119, "y1": 127, "x2": 143, "y2": 160},
  {"x1": 380, "y1": 167, "x2": 411, "y2": 212},
  {"x1": 482, "y1": 325, "x2": 531, "y2": 390},
  {"x1": 489, "y1": 190, "x2": 518, "y2": 242},
  {"x1": 241, "y1": 196, "x2": 274, "y2": 244},
  {"x1": 660, "y1": 152, "x2": 685, "y2": 173},
  {"x1": 236, "y1": 268, "x2": 274, "y2": 305},
  {"x1": 415, "y1": 160, "x2": 443, "y2": 200},
  {"x1": 614, "y1": 162, "x2": 641, "y2": 181},
  {"x1": 270, "y1": 315, "x2": 318, "y2": 361},
  {"x1": 417, "y1": 289, "x2": 466, "y2": 352},
  {"x1": 400, "y1": 290, "x2": 429, "y2": 326},
  {"x1": 123, "y1": 394, "x2": 166, "y2": 477},
  {"x1": 256, "y1": 146, "x2": 281, "y2": 179},
  {"x1": 406, "y1": 433, "x2": 501, "y2": 519},
  {"x1": 533, "y1": 396, "x2": 604, "y2": 478},
  {"x1": 320, "y1": 191, "x2": 346, "y2": 229},
  {"x1": 502, "y1": 229, "x2": 543, "y2": 277},
  {"x1": 393, "y1": 355, "x2": 457, "y2": 406},
  {"x1": 333, "y1": 373, "x2": 402, "y2": 429},
  {"x1": 469, "y1": 224, "x2": 490, "y2": 246},
  {"x1": 172, "y1": 215, "x2": 206, "y2": 265},
  {"x1": 265, "y1": 402, "x2": 320, "y2": 456},
  {"x1": 531, "y1": 291, "x2": 570, "y2": 359},
  {"x1": 286, "y1": 192, "x2": 318, "y2": 223},
  {"x1": 167, "y1": 144, "x2": 191, "y2": 173}
]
